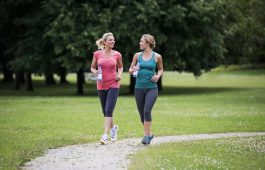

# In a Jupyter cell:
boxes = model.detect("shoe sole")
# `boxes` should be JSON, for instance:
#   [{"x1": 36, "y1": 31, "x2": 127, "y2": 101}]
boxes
[
  {"x1": 142, "y1": 135, "x2": 154, "y2": 145},
  {"x1": 142, "y1": 137, "x2": 149, "y2": 145},
  {"x1": 100, "y1": 139, "x2": 107, "y2": 145},
  {"x1": 142, "y1": 141, "x2": 149, "y2": 145}
]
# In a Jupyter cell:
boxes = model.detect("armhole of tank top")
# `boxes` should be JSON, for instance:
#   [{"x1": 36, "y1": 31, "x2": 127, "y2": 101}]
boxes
[
  {"x1": 152, "y1": 51, "x2": 156, "y2": 62},
  {"x1": 138, "y1": 52, "x2": 143, "y2": 62}
]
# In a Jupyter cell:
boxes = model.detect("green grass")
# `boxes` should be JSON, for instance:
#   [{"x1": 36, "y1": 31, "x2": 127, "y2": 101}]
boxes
[
  {"x1": 0, "y1": 70, "x2": 265, "y2": 169},
  {"x1": 212, "y1": 64, "x2": 265, "y2": 72},
  {"x1": 129, "y1": 136, "x2": 265, "y2": 170}
]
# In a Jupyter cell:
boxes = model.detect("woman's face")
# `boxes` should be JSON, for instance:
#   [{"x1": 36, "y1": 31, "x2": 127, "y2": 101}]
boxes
[
  {"x1": 104, "y1": 36, "x2": 115, "y2": 49},
  {"x1": 139, "y1": 37, "x2": 149, "y2": 50}
]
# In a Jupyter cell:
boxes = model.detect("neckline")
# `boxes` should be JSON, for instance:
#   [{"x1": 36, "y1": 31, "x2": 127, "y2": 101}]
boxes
[
  {"x1": 102, "y1": 50, "x2": 115, "y2": 58},
  {"x1": 141, "y1": 51, "x2": 153, "y2": 61}
]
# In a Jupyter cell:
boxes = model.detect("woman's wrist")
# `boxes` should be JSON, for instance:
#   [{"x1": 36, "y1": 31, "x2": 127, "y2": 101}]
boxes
[
  {"x1": 129, "y1": 68, "x2": 133, "y2": 74},
  {"x1": 91, "y1": 69, "x2": 97, "y2": 74}
]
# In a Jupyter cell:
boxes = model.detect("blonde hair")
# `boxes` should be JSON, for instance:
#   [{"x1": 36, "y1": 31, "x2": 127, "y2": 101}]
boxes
[
  {"x1": 96, "y1": 32, "x2": 114, "y2": 50},
  {"x1": 142, "y1": 34, "x2": 156, "y2": 49}
]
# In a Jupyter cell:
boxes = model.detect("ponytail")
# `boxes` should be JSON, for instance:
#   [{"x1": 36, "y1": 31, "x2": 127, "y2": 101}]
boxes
[
  {"x1": 96, "y1": 38, "x2": 104, "y2": 50},
  {"x1": 95, "y1": 32, "x2": 114, "y2": 50}
]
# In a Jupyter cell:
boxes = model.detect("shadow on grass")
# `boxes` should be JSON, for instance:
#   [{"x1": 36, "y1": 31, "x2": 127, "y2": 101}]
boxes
[
  {"x1": 0, "y1": 81, "x2": 245, "y2": 97},
  {"x1": 158, "y1": 86, "x2": 244, "y2": 96}
]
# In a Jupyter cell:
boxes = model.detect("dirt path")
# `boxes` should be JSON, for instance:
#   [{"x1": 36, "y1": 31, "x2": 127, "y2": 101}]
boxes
[{"x1": 22, "y1": 132, "x2": 265, "y2": 170}]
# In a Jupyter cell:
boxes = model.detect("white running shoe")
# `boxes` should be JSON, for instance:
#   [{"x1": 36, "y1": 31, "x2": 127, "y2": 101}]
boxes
[
  {"x1": 100, "y1": 134, "x2": 108, "y2": 145},
  {"x1": 110, "y1": 125, "x2": 119, "y2": 142}
]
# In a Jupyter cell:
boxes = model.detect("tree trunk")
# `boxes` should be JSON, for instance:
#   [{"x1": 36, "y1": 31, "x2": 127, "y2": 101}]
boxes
[
  {"x1": 2, "y1": 63, "x2": 14, "y2": 82},
  {"x1": 45, "y1": 73, "x2": 56, "y2": 85},
  {"x1": 25, "y1": 71, "x2": 33, "y2": 91},
  {"x1": 19, "y1": 72, "x2": 25, "y2": 84},
  {"x1": 157, "y1": 76, "x2": 162, "y2": 91},
  {"x1": 76, "y1": 68, "x2": 84, "y2": 95},
  {"x1": 15, "y1": 73, "x2": 20, "y2": 90},
  {"x1": 59, "y1": 67, "x2": 68, "y2": 84},
  {"x1": 129, "y1": 75, "x2": 136, "y2": 94},
  {"x1": 14, "y1": 72, "x2": 25, "y2": 90}
]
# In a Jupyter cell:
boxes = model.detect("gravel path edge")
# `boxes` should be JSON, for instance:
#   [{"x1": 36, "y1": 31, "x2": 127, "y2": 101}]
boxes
[{"x1": 22, "y1": 132, "x2": 265, "y2": 170}]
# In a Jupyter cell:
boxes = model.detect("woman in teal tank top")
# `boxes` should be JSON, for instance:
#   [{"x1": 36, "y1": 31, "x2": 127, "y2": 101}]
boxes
[
  {"x1": 135, "y1": 51, "x2": 157, "y2": 88},
  {"x1": 129, "y1": 34, "x2": 163, "y2": 145}
]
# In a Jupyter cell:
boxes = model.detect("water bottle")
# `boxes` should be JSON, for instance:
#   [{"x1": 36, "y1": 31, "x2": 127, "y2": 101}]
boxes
[
  {"x1": 133, "y1": 61, "x2": 140, "y2": 77},
  {"x1": 97, "y1": 65, "x2": 102, "y2": 81}
]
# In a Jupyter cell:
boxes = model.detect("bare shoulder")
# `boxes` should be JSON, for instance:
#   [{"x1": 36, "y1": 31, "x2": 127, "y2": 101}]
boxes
[
  {"x1": 154, "y1": 52, "x2": 162, "y2": 60},
  {"x1": 134, "y1": 52, "x2": 142, "y2": 59}
]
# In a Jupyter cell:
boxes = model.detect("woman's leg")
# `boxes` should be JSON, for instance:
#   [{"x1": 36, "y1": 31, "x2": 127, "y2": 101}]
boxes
[
  {"x1": 134, "y1": 88, "x2": 145, "y2": 124},
  {"x1": 104, "y1": 88, "x2": 119, "y2": 134},
  {"x1": 104, "y1": 117, "x2": 113, "y2": 135},
  {"x1": 98, "y1": 90, "x2": 107, "y2": 116},
  {"x1": 143, "y1": 88, "x2": 158, "y2": 136}
]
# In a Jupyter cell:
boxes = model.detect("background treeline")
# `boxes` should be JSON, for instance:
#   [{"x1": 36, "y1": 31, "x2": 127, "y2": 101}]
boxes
[{"x1": 0, "y1": 0, "x2": 264, "y2": 93}]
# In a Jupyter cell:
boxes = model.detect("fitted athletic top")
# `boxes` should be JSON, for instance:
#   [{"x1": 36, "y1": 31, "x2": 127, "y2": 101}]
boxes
[
  {"x1": 93, "y1": 50, "x2": 121, "y2": 90},
  {"x1": 135, "y1": 52, "x2": 157, "y2": 89}
]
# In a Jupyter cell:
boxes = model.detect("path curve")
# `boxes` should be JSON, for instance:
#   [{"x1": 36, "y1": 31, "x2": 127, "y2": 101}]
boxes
[{"x1": 22, "y1": 132, "x2": 265, "y2": 170}]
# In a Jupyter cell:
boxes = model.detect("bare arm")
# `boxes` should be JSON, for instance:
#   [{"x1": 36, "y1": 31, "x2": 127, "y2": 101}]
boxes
[
  {"x1": 156, "y1": 54, "x2": 163, "y2": 78},
  {"x1": 128, "y1": 53, "x2": 139, "y2": 74},
  {"x1": 116, "y1": 55, "x2": 123, "y2": 81},
  {"x1": 90, "y1": 55, "x2": 98, "y2": 74},
  {"x1": 151, "y1": 54, "x2": 163, "y2": 82}
]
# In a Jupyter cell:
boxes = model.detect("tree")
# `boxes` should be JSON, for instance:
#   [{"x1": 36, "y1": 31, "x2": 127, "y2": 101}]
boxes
[
  {"x1": 0, "y1": 1, "x2": 15, "y2": 83},
  {"x1": 0, "y1": 43, "x2": 14, "y2": 82},
  {"x1": 223, "y1": 0, "x2": 265, "y2": 65},
  {"x1": 43, "y1": 0, "x2": 108, "y2": 94},
  {"x1": 3, "y1": 0, "x2": 256, "y2": 94}
]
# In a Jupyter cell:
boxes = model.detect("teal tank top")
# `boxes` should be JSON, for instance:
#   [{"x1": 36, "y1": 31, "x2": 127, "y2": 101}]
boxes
[{"x1": 135, "y1": 52, "x2": 157, "y2": 89}]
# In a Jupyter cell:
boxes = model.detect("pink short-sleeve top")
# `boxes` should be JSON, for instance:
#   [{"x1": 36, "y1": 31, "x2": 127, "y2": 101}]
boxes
[{"x1": 93, "y1": 50, "x2": 122, "y2": 90}]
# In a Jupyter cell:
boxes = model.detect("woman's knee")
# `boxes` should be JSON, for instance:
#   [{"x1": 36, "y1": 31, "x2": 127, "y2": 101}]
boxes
[
  {"x1": 105, "y1": 111, "x2": 113, "y2": 117},
  {"x1": 144, "y1": 110, "x2": 152, "y2": 122}
]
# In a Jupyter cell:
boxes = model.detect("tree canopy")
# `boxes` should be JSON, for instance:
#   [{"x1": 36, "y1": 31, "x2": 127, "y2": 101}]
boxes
[{"x1": 0, "y1": 0, "x2": 264, "y2": 92}]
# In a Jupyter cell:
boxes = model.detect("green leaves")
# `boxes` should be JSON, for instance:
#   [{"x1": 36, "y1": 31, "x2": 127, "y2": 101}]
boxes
[
  {"x1": 223, "y1": 0, "x2": 265, "y2": 65},
  {"x1": 3, "y1": 0, "x2": 263, "y2": 78}
]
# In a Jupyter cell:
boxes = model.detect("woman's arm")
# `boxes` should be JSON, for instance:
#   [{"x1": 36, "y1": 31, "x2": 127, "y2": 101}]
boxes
[
  {"x1": 128, "y1": 53, "x2": 139, "y2": 74},
  {"x1": 156, "y1": 54, "x2": 163, "y2": 78},
  {"x1": 151, "y1": 54, "x2": 163, "y2": 82},
  {"x1": 116, "y1": 55, "x2": 123, "y2": 81},
  {"x1": 90, "y1": 55, "x2": 98, "y2": 74}
]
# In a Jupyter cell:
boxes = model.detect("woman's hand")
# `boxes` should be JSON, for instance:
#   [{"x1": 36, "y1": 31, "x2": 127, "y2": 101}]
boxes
[
  {"x1": 94, "y1": 70, "x2": 99, "y2": 74},
  {"x1": 129, "y1": 66, "x2": 139, "y2": 74},
  {"x1": 132, "y1": 66, "x2": 139, "y2": 72},
  {"x1": 116, "y1": 76, "x2": 121, "y2": 81},
  {"x1": 90, "y1": 68, "x2": 98, "y2": 75},
  {"x1": 151, "y1": 75, "x2": 160, "y2": 82}
]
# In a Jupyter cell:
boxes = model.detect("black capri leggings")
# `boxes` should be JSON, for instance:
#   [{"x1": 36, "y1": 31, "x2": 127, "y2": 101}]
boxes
[
  {"x1": 134, "y1": 88, "x2": 158, "y2": 123},
  {"x1": 98, "y1": 88, "x2": 119, "y2": 117}
]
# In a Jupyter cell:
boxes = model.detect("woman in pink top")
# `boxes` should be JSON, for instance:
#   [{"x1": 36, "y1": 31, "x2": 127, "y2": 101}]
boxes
[{"x1": 90, "y1": 32, "x2": 123, "y2": 145}]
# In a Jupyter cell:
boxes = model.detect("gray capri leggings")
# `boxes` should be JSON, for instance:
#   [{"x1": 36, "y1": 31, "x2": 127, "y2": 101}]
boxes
[
  {"x1": 98, "y1": 88, "x2": 119, "y2": 117},
  {"x1": 134, "y1": 88, "x2": 158, "y2": 123}
]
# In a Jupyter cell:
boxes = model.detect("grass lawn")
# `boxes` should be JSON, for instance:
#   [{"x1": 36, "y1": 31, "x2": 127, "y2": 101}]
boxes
[
  {"x1": 0, "y1": 70, "x2": 265, "y2": 169},
  {"x1": 129, "y1": 136, "x2": 265, "y2": 170}
]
